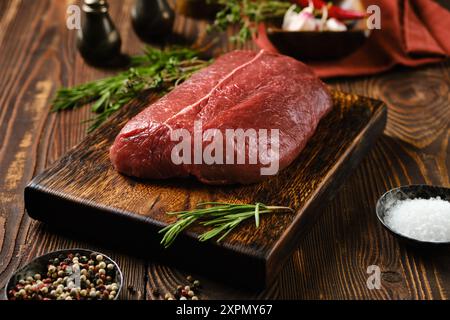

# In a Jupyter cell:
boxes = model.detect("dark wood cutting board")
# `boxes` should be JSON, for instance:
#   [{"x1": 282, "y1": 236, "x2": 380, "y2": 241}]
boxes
[{"x1": 25, "y1": 90, "x2": 386, "y2": 288}]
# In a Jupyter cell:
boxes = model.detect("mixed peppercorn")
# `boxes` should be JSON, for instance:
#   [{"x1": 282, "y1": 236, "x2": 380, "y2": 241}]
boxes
[
  {"x1": 7, "y1": 252, "x2": 120, "y2": 300},
  {"x1": 157, "y1": 275, "x2": 201, "y2": 300}
]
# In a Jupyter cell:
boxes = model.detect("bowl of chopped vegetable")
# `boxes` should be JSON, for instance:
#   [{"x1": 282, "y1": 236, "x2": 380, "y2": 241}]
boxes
[
  {"x1": 264, "y1": 0, "x2": 370, "y2": 61},
  {"x1": 376, "y1": 185, "x2": 450, "y2": 247},
  {"x1": 4, "y1": 249, "x2": 123, "y2": 300}
]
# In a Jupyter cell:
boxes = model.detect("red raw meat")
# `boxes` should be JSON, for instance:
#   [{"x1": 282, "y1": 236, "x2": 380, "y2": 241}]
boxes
[{"x1": 110, "y1": 50, "x2": 332, "y2": 185}]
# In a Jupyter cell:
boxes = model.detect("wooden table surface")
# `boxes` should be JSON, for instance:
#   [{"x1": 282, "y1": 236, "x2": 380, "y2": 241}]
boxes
[{"x1": 1, "y1": 0, "x2": 449, "y2": 300}]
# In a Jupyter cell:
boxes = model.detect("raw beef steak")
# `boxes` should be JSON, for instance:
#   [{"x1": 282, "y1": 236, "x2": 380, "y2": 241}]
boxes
[{"x1": 110, "y1": 50, "x2": 332, "y2": 184}]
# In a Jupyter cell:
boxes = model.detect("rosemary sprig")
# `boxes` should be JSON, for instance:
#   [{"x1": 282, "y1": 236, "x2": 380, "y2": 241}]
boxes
[
  {"x1": 52, "y1": 47, "x2": 211, "y2": 132},
  {"x1": 209, "y1": 0, "x2": 292, "y2": 43},
  {"x1": 159, "y1": 202, "x2": 293, "y2": 248}
]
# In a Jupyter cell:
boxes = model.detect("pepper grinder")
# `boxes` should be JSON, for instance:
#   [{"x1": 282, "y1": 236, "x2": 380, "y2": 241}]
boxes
[
  {"x1": 131, "y1": 0, "x2": 175, "y2": 43},
  {"x1": 77, "y1": 0, "x2": 122, "y2": 66}
]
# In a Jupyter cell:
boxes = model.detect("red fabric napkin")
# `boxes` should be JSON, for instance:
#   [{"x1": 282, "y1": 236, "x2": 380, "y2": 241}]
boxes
[{"x1": 254, "y1": 0, "x2": 450, "y2": 78}]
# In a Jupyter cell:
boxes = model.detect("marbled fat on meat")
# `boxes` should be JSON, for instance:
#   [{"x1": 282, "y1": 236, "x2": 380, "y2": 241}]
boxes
[{"x1": 110, "y1": 50, "x2": 332, "y2": 184}]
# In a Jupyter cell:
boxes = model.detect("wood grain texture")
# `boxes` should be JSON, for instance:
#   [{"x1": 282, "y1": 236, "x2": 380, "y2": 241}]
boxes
[
  {"x1": 24, "y1": 90, "x2": 386, "y2": 288},
  {"x1": 0, "y1": 0, "x2": 449, "y2": 299}
]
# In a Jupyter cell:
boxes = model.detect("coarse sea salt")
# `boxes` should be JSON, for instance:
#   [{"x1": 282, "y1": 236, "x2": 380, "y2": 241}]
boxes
[{"x1": 384, "y1": 197, "x2": 450, "y2": 242}]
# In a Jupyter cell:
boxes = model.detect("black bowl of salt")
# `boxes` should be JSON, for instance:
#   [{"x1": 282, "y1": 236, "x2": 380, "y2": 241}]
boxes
[{"x1": 376, "y1": 185, "x2": 450, "y2": 246}]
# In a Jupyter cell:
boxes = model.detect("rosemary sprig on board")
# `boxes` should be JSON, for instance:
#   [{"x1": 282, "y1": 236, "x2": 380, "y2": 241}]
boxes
[
  {"x1": 52, "y1": 47, "x2": 211, "y2": 132},
  {"x1": 209, "y1": 0, "x2": 292, "y2": 43},
  {"x1": 159, "y1": 202, "x2": 294, "y2": 248}
]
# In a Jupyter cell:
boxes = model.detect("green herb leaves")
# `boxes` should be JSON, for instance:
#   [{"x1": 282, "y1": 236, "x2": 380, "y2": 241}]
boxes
[
  {"x1": 209, "y1": 0, "x2": 292, "y2": 43},
  {"x1": 159, "y1": 202, "x2": 293, "y2": 248},
  {"x1": 52, "y1": 47, "x2": 211, "y2": 132}
]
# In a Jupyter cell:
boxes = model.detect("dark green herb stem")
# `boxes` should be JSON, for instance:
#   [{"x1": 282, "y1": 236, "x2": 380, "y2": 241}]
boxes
[
  {"x1": 209, "y1": 0, "x2": 292, "y2": 43},
  {"x1": 52, "y1": 47, "x2": 211, "y2": 132},
  {"x1": 159, "y1": 202, "x2": 293, "y2": 248}
]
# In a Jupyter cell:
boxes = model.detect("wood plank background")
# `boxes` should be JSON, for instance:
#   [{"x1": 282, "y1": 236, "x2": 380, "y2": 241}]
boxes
[{"x1": 0, "y1": 0, "x2": 449, "y2": 300}]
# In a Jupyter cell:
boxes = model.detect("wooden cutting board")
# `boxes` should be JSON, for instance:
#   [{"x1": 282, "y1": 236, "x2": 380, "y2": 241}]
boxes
[{"x1": 25, "y1": 90, "x2": 386, "y2": 288}]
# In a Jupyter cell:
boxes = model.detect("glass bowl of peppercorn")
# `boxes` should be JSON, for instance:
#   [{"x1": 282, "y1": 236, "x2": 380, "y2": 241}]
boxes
[{"x1": 4, "y1": 249, "x2": 123, "y2": 300}]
